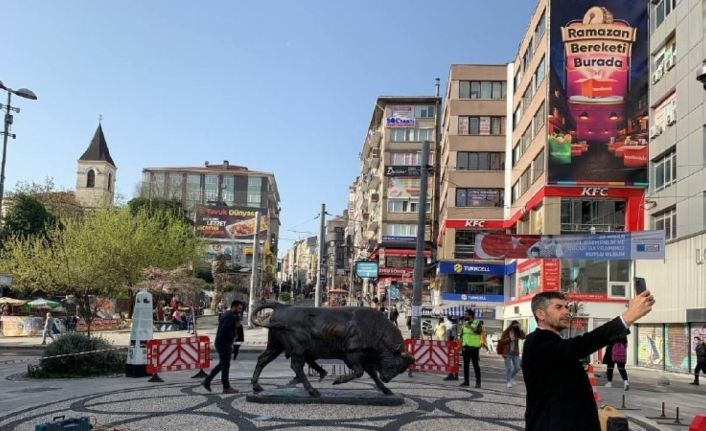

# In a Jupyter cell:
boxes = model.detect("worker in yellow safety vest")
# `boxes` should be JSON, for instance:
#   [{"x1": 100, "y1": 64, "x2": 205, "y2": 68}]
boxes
[{"x1": 460, "y1": 309, "x2": 483, "y2": 388}]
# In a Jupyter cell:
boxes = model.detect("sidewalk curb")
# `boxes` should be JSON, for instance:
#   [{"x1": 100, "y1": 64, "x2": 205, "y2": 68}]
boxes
[{"x1": 623, "y1": 411, "x2": 673, "y2": 431}]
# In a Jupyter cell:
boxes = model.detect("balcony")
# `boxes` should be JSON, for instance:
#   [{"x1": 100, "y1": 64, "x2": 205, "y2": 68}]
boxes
[
  {"x1": 369, "y1": 149, "x2": 381, "y2": 169},
  {"x1": 368, "y1": 174, "x2": 381, "y2": 191},
  {"x1": 370, "y1": 192, "x2": 380, "y2": 202}
]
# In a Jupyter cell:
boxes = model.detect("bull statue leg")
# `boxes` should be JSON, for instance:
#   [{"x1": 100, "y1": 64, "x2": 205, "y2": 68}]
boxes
[
  {"x1": 288, "y1": 356, "x2": 327, "y2": 385},
  {"x1": 290, "y1": 354, "x2": 320, "y2": 397},
  {"x1": 332, "y1": 354, "x2": 365, "y2": 385},
  {"x1": 251, "y1": 346, "x2": 284, "y2": 393},
  {"x1": 365, "y1": 366, "x2": 393, "y2": 395}
]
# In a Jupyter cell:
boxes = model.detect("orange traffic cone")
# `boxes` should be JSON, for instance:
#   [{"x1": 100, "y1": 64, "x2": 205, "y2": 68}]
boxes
[{"x1": 587, "y1": 363, "x2": 601, "y2": 404}]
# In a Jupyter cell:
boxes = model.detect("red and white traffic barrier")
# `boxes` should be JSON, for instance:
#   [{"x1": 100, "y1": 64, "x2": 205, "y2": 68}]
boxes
[
  {"x1": 146, "y1": 336, "x2": 210, "y2": 377},
  {"x1": 404, "y1": 339, "x2": 460, "y2": 374}
]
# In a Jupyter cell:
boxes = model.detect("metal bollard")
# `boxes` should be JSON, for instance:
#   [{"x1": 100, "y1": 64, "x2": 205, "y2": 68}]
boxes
[{"x1": 673, "y1": 407, "x2": 682, "y2": 425}]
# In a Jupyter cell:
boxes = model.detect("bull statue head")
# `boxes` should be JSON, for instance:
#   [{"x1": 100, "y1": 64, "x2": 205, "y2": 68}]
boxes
[{"x1": 379, "y1": 342, "x2": 415, "y2": 383}]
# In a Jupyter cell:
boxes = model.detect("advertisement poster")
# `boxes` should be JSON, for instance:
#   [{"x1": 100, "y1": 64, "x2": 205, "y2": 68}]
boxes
[
  {"x1": 474, "y1": 231, "x2": 665, "y2": 260},
  {"x1": 548, "y1": 1, "x2": 649, "y2": 185},
  {"x1": 387, "y1": 178, "x2": 432, "y2": 200},
  {"x1": 194, "y1": 206, "x2": 268, "y2": 240},
  {"x1": 386, "y1": 106, "x2": 415, "y2": 128},
  {"x1": 665, "y1": 324, "x2": 690, "y2": 372},
  {"x1": 0, "y1": 316, "x2": 43, "y2": 337}
]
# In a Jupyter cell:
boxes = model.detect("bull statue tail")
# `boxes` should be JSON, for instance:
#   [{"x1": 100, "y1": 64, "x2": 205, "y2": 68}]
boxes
[{"x1": 250, "y1": 302, "x2": 287, "y2": 328}]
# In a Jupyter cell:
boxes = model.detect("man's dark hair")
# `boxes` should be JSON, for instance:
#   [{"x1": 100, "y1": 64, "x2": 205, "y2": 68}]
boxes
[
  {"x1": 696, "y1": 336, "x2": 702, "y2": 341},
  {"x1": 465, "y1": 309, "x2": 475, "y2": 319},
  {"x1": 531, "y1": 292, "x2": 566, "y2": 319},
  {"x1": 231, "y1": 300, "x2": 243, "y2": 309}
]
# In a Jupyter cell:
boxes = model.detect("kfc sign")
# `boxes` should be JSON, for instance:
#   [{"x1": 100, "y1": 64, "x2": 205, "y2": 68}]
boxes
[
  {"x1": 445, "y1": 219, "x2": 506, "y2": 230},
  {"x1": 580, "y1": 187, "x2": 609, "y2": 197}
]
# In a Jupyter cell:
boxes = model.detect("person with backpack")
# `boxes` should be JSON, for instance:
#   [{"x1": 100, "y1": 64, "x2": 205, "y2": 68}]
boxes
[
  {"x1": 603, "y1": 333, "x2": 629, "y2": 390},
  {"x1": 497, "y1": 320, "x2": 526, "y2": 388},
  {"x1": 460, "y1": 309, "x2": 483, "y2": 388}
]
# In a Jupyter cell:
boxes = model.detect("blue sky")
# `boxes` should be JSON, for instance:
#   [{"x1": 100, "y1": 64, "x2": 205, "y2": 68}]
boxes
[{"x1": 4, "y1": 1, "x2": 534, "y2": 255}]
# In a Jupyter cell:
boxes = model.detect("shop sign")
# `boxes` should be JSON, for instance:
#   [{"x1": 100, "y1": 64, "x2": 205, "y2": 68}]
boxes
[
  {"x1": 384, "y1": 165, "x2": 422, "y2": 177},
  {"x1": 382, "y1": 235, "x2": 416, "y2": 243},
  {"x1": 444, "y1": 219, "x2": 507, "y2": 230},
  {"x1": 441, "y1": 293, "x2": 505, "y2": 303},
  {"x1": 379, "y1": 267, "x2": 413, "y2": 277},
  {"x1": 437, "y1": 261, "x2": 508, "y2": 276}
]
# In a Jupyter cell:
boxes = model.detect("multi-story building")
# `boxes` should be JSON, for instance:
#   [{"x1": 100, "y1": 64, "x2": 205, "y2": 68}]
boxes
[
  {"x1": 436, "y1": 64, "x2": 511, "y2": 330},
  {"x1": 634, "y1": 0, "x2": 706, "y2": 374},
  {"x1": 139, "y1": 160, "x2": 280, "y2": 272},
  {"x1": 325, "y1": 213, "x2": 348, "y2": 290},
  {"x1": 498, "y1": 0, "x2": 650, "y2": 359},
  {"x1": 352, "y1": 96, "x2": 441, "y2": 302}
]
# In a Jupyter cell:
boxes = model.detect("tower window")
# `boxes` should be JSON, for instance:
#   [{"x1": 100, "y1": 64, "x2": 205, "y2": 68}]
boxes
[
  {"x1": 108, "y1": 173, "x2": 112, "y2": 191},
  {"x1": 87, "y1": 169, "x2": 95, "y2": 188}
]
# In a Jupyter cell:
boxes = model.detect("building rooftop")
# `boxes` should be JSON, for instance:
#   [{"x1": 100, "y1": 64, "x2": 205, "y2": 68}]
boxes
[{"x1": 79, "y1": 124, "x2": 115, "y2": 167}]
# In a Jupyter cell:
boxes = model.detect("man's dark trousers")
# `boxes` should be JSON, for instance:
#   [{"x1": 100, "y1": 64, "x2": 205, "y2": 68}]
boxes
[
  {"x1": 462, "y1": 346, "x2": 481, "y2": 385},
  {"x1": 695, "y1": 360, "x2": 706, "y2": 384},
  {"x1": 206, "y1": 345, "x2": 233, "y2": 388}
]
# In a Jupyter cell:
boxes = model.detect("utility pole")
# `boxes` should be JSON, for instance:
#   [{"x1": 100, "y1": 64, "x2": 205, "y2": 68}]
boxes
[
  {"x1": 247, "y1": 211, "x2": 261, "y2": 327},
  {"x1": 315, "y1": 203, "x2": 326, "y2": 307},
  {"x1": 411, "y1": 140, "x2": 430, "y2": 340}
]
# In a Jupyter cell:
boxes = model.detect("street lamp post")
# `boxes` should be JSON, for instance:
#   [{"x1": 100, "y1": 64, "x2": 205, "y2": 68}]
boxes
[{"x1": 0, "y1": 80, "x2": 37, "y2": 219}]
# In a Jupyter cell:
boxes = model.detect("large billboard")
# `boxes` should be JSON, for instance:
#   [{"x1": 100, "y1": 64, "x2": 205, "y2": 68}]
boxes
[
  {"x1": 194, "y1": 206, "x2": 268, "y2": 240},
  {"x1": 547, "y1": 1, "x2": 648, "y2": 186}
]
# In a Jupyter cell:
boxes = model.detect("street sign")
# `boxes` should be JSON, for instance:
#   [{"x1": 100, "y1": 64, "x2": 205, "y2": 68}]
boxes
[
  {"x1": 355, "y1": 261, "x2": 378, "y2": 279},
  {"x1": 388, "y1": 286, "x2": 400, "y2": 300}
]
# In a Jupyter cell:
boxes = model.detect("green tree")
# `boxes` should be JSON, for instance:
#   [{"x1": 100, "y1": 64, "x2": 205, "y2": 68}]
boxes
[
  {"x1": 127, "y1": 197, "x2": 191, "y2": 223},
  {"x1": 1, "y1": 194, "x2": 57, "y2": 240},
  {"x1": 12, "y1": 177, "x2": 84, "y2": 221},
  {"x1": 0, "y1": 207, "x2": 202, "y2": 334}
]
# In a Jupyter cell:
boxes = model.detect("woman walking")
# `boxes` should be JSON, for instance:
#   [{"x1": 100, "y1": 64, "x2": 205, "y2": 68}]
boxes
[
  {"x1": 497, "y1": 320, "x2": 525, "y2": 388},
  {"x1": 603, "y1": 333, "x2": 629, "y2": 390}
]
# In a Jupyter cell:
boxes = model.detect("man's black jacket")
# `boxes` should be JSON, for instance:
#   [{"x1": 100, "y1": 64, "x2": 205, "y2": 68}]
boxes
[
  {"x1": 522, "y1": 317, "x2": 627, "y2": 431},
  {"x1": 215, "y1": 310, "x2": 238, "y2": 349}
]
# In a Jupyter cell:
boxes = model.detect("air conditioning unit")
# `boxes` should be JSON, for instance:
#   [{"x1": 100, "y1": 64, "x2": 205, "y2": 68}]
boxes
[
  {"x1": 652, "y1": 65, "x2": 664, "y2": 83},
  {"x1": 666, "y1": 112, "x2": 676, "y2": 126},
  {"x1": 649, "y1": 126, "x2": 657, "y2": 138},
  {"x1": 656, "y1": 125, "x2": 664, "y2": 136},
  {"x1": 650, "y1": 0, "x2": 661, "y2": 4},
  {"x1": 666, "y1": 57, "x2": 675, "y2": 70}
]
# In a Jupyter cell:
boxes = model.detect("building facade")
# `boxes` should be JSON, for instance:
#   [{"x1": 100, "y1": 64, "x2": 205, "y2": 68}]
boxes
[
  {"x1": 140, "y1": 160, "x2": 280, "y2": 274},
  {"x1": 436, "y1": 65, "x2": 511, "y2": 330},
  {"x1": 634, "y1": 0, "x2": 706, "y2": 374},
  {"x1": 351, "y1": 96, "x2": 440, "y2": 303},
  {"x1": 498, "y1": 0, "x2": 651, "y2": 360}
]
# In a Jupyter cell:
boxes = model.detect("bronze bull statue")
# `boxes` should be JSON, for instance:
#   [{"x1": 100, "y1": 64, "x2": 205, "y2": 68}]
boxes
[{"x1": 250, "y1": 303, "x2": 415, "y2": 397}]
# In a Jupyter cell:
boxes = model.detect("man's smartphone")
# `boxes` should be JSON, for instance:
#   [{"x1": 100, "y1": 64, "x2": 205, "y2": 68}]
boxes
[{"x1": 634, "y1": 277, "x2": 647, "y2": 295}]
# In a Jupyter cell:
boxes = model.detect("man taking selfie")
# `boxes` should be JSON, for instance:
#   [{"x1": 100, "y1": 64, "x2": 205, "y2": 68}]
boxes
[{"x1": 522, "y1": 290, "x2": 654, "y2": 430}]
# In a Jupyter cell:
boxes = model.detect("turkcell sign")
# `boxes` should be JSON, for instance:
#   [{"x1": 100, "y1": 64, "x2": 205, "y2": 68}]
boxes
[
  {"x1": 385, "y1": 117, "x2": 415, "y2": 128},
  {"x1": 355, "y1": 261, "x2": 379, "y2": 279},
  {"x1": 438, "y1": 261, "x2": 507, "y2": 276},
  {"x1": 441, "y1": 293, "x2": 505, "y2": 303}
]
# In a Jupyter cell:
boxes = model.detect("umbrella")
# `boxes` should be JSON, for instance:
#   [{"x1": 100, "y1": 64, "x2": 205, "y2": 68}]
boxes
[
  {"x1": 27, "y1": 298, "x2": 62, "y2": 309},
  {"x1": 0, "y1": 297, "x2": 26, "y2": 306}
]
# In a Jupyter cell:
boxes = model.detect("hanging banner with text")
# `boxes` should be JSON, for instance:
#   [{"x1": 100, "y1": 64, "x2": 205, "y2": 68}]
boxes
[
  {"x1": 474, "y1": 230, "x2": 665, "y2": 260},
  {"x1": 194, "y1": 206, "x2": 268, "y2": 240}
]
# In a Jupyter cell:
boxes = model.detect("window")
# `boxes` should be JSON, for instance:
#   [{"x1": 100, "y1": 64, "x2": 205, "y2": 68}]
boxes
[
  {"x1": 456, "y1": 188, "x2": 503, "y2": 207},
  {"x1": 533, "y1": 102, "x2": 546, "y2": 136},
  {"x1": 454, "y1": 230, "x2": 477, "y2": 259},
  {"x1": 186, "y1": 174, "x2": 202, "y2": 203},
  {"x1": 534, "y1": 10, "x2": 546, "y2": 42},
  {"x1": 511, "y1": 182, "x2": 520, "y2": 203},
  {"x1": 653, "y1": 148, "x2": 677, "y2": 191},
  {"x1": 513, "y1": 143, "x2": 522, "y2": 166},
  {"x1": 387, "y1": 199, "x2": 431, "y2": 213},
  {"x1": 204, "y1": 174, "x2": 219, "y2": 202},
  {"x1": 86, "y1": 169, "x2": 95, "y2": 188},
  {"x1": 247, "y1": 176, "x2": 262, "y2": 207},
  {"x1": 523, "y1": 39, "x2": 533, "y2": 71},
  {"x1": 456, "y1": 152, "x2": 504, "y2": 170},
  {"x1": 384, "y1": 223, "x2": 417, "y2": 237},
  {"x1": 522, "y1": 86, "x2": 533, "y2": 110},
  {"x1": 389, "y1": 128, "x2": 433, "y2": 142},
  {"x1": 514, "y1": 67, "x2": 523, "y2": 92},
  {"x1": 534, "y1": 57, "x2": 545, "y2": 88},
  {"x1": 653, "y1": 207, "x2": 677, "y2": 240},
  {"x1": 532, "y1": 150, "x2": 545, "y2": 181},
  {"x1": 560, "y1": 199, "x2": 626, "y2": 232},
  {"x1": 521, "y1": 126, "x2": 532, "y2": 151},
  {"x1": 513, "y1": 106, "x2": 522, "y2": 127},
  {"x1": 221, "y1": 175, "x2": 235, "y2": 205},
  {"x1": 167, "y1": 173, "x2": 183, "y2": 200},
  {"x1": 107, "y1": 173, "x2": 112, "y2": 191},
  {"x1": 458, "y1": 116, "x2": 505, "y2": 135},
  {"x1": 414, "y1": 105, "x2": 435, "y2": 118},
  {"x1": 459, "y1": 80, "x2": 506, "y2": 99},
  {"x1": 654, "y1": 0, "x2": 679, "y2": 30},
  {"x1": 520, "y1": 168, "x2": 531, "y2": 193},
  {"x1": 390, "y1": 151, "x2": 420, "y2": 165}
]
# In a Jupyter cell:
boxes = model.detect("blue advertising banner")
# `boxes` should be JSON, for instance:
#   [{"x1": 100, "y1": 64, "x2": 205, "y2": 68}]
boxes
[
  {"x1": 437, "y1": 262, "x2": 508, "y2": 276},
  {"x1": 355, "y1": 261, "x2": 378, "y2": 278},
  {"x1": 474, "y1": 230, "x2": 665, "y2": 260},
  {"x1": 441, "y1": 293, "x2": 505, "y2": 303}
]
